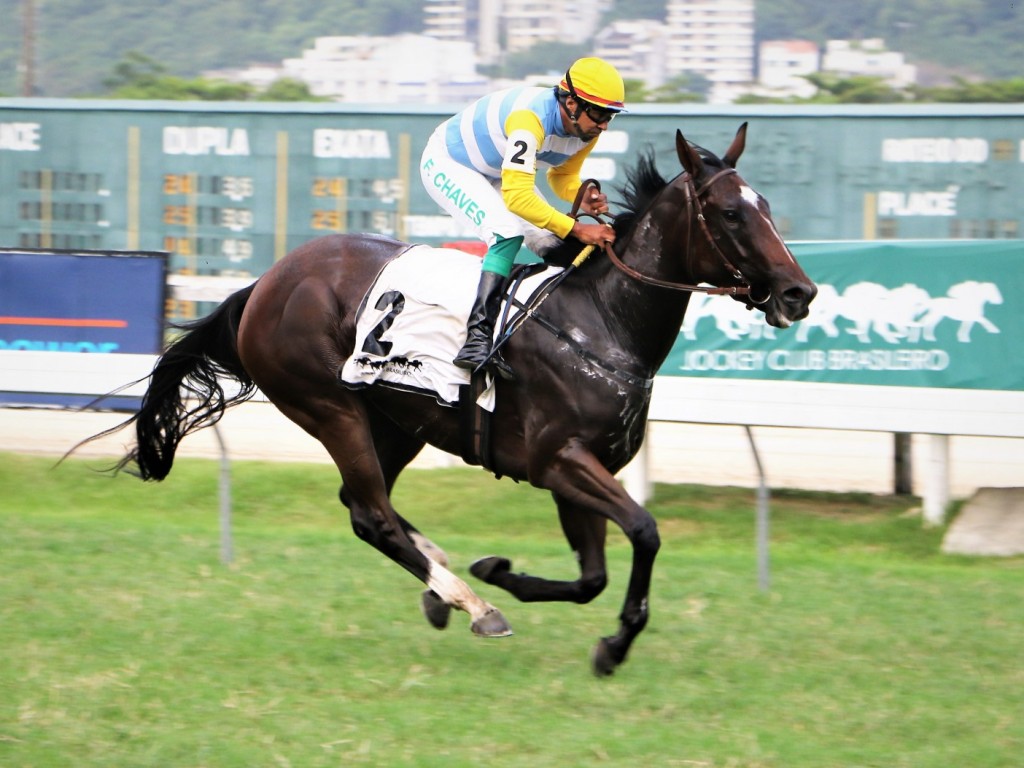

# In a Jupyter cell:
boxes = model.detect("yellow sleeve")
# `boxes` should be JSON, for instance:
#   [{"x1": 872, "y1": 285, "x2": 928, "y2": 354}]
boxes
[
  {"x1": 547, "y1": 141, "x2": 596, "y2": 203},
  {"x1": 498, "y1": 110, "x2": 582, "y2": 239}
]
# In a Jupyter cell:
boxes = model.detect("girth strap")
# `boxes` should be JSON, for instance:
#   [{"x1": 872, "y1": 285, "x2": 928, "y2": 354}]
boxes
[{"x1": 458, "y1": 371, "x2": 497, "y2": 473}]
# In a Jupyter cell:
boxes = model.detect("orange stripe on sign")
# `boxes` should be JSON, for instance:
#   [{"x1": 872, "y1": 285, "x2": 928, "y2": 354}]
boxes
[{"x1": 0, "y1": 316, "x2": 128, "y2": 328}]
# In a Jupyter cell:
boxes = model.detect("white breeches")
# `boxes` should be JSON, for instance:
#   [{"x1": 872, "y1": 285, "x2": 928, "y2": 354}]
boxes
[{"x1": 419, "y1": 128, "x2": 562, "y2": 255}]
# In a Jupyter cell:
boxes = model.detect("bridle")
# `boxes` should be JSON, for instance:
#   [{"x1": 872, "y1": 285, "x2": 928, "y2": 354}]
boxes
[
  {"x1": 486, "y1": 169, "x2": 767, "y2": 379},
  {"x1": 575, "y1": 171, "x2": 768, "y2": 303}
]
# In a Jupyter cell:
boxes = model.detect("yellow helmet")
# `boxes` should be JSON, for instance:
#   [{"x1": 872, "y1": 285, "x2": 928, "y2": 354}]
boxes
[{"x1": 560, "y1": 57, "x2": 626, "y2": 111}]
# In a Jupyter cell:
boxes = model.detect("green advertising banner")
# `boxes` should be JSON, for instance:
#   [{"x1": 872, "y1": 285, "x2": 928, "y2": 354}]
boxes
[{"x1": 664, "y1": 240, "x2": 1023, "y2": 391}]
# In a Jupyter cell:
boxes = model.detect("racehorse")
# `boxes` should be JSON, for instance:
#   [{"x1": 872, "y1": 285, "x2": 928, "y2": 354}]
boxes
[{"x1": 96, "y1": 124, "x2": 816, "y2": 675}]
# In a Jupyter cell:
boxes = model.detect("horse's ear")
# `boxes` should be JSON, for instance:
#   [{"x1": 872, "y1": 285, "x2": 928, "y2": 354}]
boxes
[
  {"x1": 722, "y1": 122, "x2": 748, "y2": 168},
  {"x1": 675, "y1": 129, "x2": 704, "y2": 177}
]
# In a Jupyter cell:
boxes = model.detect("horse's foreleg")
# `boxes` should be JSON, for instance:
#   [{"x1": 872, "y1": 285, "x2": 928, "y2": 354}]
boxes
[
  {"x1": 537, "y1": 440, "x2": 661, "y2": 676},
  {"x1": 470, "y1": 495, "x2": 609, "y2": 604}
]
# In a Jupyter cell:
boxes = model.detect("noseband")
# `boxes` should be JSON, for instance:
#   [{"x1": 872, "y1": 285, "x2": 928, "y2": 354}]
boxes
[{"x1": 581, "y1": 172, "x2": 763, "y2": 301}]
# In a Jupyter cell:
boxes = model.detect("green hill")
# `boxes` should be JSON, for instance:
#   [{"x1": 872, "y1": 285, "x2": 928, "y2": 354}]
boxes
[{"x1": 1, "y1": 0, "x2": 1020, "y2": 97}]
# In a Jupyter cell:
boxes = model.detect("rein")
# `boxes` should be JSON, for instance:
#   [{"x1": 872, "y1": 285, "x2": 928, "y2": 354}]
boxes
[
  {"x1": 483, "y1": 168, "x2": 763, "y2": 375},
  {"x1": 574, "y1": 172, "x2": 754, "y2": 298}
]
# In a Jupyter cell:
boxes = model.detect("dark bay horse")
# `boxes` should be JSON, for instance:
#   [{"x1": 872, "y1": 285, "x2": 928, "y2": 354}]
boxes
[{"x1": 105, "y1": 124, "x2": 815, "y2": 675}]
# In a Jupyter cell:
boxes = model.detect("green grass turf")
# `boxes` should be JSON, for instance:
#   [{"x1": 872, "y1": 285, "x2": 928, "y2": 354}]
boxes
[{"x1": 1, "y1": 453, "x2": 1020, "y2": 767}]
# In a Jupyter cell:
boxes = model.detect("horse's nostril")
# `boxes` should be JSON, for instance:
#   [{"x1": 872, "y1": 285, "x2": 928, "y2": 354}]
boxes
[{"x1": 784, "y1": 283, "x2": 816, "y2": 306}]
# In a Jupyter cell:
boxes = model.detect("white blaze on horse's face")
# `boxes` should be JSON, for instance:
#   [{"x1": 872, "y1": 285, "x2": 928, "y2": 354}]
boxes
[
  {"x1": 739, "y1": 185, "x2": 796, "y2": 264},
  {"x1": 738, "y1": 185, "x2": 761, "y2": 208}
]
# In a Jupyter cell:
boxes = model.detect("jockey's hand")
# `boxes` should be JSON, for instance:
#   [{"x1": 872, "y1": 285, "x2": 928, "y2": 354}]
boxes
[
  {"x1": 571, "y1": 220, "x2": 616, "y2": 248},
  {"x1": 580, "y1": 189, "x2": 610, "y2": 216}
]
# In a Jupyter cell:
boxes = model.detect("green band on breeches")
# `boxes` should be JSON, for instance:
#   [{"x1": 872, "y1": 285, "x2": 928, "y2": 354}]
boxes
[{"x1": 481, "y1": 235, "x2": 524, "y2": 277}]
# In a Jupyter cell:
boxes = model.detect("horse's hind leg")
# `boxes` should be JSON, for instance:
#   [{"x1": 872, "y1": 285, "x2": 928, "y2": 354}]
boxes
[
  {"x1": 362, "y1": 409, "x2": 454, "y2": 630},
  {"x1": 342, "y1": 481, "x2": 453, "y2": 630},
  {"x1": 355, "y1": 411, "x2": 454, "y2": 630},
  {"x1": 324, "y1": 399, "x2": 511, "y2": 637},
  {"x1": 471, "y1": 494, "x2": 609, "y2": 604}
]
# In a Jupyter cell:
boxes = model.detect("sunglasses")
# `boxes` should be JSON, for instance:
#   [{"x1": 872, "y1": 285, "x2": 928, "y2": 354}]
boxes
[{"x1": 580, "y1": 103, "x2": 618, "y2": 124}]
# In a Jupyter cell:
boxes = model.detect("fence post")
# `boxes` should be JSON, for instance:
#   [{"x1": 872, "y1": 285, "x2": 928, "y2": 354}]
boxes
[
  {"x1": 923, "y1": 434, "x2": 951, "y2": 526},
  {"x1": 744, "y1": 426, "x2": 771, "y2": 592},
  {"x1": 894, "y1": 432, "x2": 913, "y2": 495},
  {"x1": 212, "y1": 424, "x2": 233, "y2": 564}
]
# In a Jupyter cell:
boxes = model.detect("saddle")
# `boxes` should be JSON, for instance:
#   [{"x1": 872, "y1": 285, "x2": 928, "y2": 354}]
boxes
[{"x1": 339, "y1": 245, "x2": 561, "y2": 470}]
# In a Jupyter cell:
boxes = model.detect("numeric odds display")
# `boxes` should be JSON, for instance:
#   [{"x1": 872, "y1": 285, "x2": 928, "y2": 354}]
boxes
[
  {"x1": 160, "y1": 172, "x2": 256, "y2": 269},
  {"x1": 0, "y1": 106, "x2": 437, "y2": 289},
  {"x1": 1, "y1": 100, "x2": 1022, "y2": 296}
]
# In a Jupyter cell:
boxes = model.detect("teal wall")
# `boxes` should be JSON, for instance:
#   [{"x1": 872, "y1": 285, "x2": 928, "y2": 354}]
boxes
[{"x1": 2, "y1": 100, "x2": 1022, "y2": 282}]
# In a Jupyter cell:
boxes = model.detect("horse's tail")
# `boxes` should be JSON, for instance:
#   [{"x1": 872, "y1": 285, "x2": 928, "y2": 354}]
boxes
[{"x1": 114, "y1": 283, "x2": 258, "y2": 481}]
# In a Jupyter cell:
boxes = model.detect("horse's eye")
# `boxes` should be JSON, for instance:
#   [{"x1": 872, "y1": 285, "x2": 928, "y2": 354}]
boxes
[{"x1": 721, "y1": 209, "x2": 741, "y2": 224}]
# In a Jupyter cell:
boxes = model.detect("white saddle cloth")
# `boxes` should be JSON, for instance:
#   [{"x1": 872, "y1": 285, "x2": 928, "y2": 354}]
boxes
[{"x1": 340, "y1": 244, "x2": 561, "y2": 410}]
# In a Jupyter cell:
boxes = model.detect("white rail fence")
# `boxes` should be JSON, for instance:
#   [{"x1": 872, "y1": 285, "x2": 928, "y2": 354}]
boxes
[
  {"x1": 4, "y1": 348, "x2": 1022, "y2": 528},
  {"x1": 621, "y1": 376, "x2": 1024, "y2": 525}
]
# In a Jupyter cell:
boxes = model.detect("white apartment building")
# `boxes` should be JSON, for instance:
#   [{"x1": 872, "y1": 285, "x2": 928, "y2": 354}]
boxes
[
  {"x1": 423, "y1": 0, "x2": 473, "y2": 41},
  {"x1": 758, "y1": 40, "x2": 820, "y2": 99},
  {"x1": 594, "y1": 20, "x2": 670, "y2": 89},
  {"x1": 280, "y1": 35, "x2": 487, "y2": 103},
  {"x1": 423, "y1": 0, "x2": 502, "y2": 65},
  {"x1": 822, "y1": 39, "x2": 917, "y2": 89},
  {"x1": 664, "y1": 0, "x2": 755, "y2": 103},
  {"x1": 423, "y1": 0, "x2": 610, "y2": 63},
  {"x1": 504, "y1": 0, "x2": 611, "y2": 54}
]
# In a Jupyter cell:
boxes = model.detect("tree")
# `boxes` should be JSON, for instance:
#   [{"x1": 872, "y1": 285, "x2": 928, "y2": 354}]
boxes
[
  {"x1": 738, "y1": 73, "x2": 1024, "y2": 105},
  {"x1": 484, "y1": 43, "x2": 590, "y2": 80},
  {"x1": 801, "y1": 73, "x2": 906, "y2": 103},
  {"x1": 257, "y1": 78, "x2": 326, "y2": 102},
  {"x1": 643, "y1": 73, "x2": 710, "y2": 103},
  {"x1": 101, "y1": 52, "x2": 168, "y2": 93},
  {"x1": 622, "y1": 78, "x2": 649, "y2": 104},
  {"x1": 911, "y1": 77, "x2": 1024, "y2": 103},
  {"x1": 100, "y1": 52, "x2": 325, "y2": 101}
]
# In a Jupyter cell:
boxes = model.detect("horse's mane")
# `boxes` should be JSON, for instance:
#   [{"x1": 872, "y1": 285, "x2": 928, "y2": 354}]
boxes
[
  {"x1": 614, "y1": 142, "x2": 724, "y2": 234},
  {"x1": 537, "y1": 141, "x2": 721, "y2": 267}
]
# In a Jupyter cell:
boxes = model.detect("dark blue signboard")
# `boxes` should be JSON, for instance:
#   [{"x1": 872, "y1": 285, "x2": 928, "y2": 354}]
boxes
[
  {"x1": 0, "y1": 248, "x2": 167, "y2": 353},
  {"x1": 0, "y1": 248, "x2": 167, "y2": 408}
]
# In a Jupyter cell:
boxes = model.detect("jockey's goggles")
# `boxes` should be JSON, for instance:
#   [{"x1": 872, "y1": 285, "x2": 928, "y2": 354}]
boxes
[{"x1": 579, "y1": 102, "x2": 618, "y2": 124}]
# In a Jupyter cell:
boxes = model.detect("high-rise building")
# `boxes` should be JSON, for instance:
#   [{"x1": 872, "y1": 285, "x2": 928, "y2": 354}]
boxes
[
  {"x1": 423, "y1": 0, "x2": 502, "y2": 65},
  {"x1": 424, "y1": 0, "x2": 610, "y2": 65},
  {"x1": 595, "y1": 20, "x2": 670, "y2": 89},
  {"x1": 664, "y1": 0, "x2": 754, "y2": 103}
]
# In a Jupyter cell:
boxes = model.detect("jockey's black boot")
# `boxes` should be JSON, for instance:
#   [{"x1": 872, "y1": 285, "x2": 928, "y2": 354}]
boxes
[{"x1": 454, "y1": 270, "x2": 515, "y2": 380}]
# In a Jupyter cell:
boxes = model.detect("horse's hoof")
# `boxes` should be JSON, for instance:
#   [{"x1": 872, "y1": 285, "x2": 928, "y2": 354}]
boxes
[
  {"x1": 421, "y1": 589, "x2": 451, "y2": 630},
  {"x1": 469, "y1": 556, "x2": 511, "y2": 584},
  {"x1": 591, "y1": 637, "x2": 620, "y2": 677},
  {"x1": 471, "y1": 608, "x2": 513, "y2": 638}
]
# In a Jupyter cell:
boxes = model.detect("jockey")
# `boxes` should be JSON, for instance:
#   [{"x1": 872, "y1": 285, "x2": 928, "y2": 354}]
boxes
[{"x1": 419, "y1": 56, "x2": 625, "y2": 377}]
